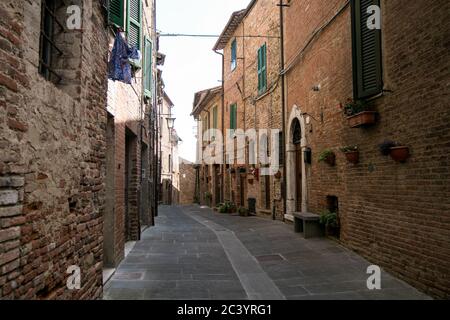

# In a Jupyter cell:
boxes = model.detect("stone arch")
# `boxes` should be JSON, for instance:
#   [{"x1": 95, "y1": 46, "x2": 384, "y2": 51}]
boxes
[{"x1": 285, "y1": 105, "x2": 308, "y2": 219}]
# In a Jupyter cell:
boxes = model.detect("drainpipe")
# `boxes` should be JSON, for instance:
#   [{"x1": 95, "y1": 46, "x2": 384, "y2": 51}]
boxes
[
  {"x1": 214, "y1": 49, "x2": 225, "y2": 204},
  {"x1": 279, "y1": 0, "x2": 287, "y2": 221}
]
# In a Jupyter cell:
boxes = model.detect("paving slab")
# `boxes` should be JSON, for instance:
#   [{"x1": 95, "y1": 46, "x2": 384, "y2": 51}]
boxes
[{"x1": 103, "y1": 205, "x2": 430, "y2": 300}]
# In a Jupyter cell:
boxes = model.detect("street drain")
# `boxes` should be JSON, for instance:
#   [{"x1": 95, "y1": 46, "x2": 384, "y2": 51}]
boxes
[{"x1": 255, "y1": 254, "x2": 285, "y2": 262}]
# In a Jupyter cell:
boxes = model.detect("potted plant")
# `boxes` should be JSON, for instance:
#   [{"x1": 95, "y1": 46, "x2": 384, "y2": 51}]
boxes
[
  {"x1": 340, "y1": 145, "x2": 359, "y2": 164},
  {"x1": 319, "y1": 210, "x2": 340, "y2": 238},
  {"x1": 378, "y1": 140, "x2": 397, "y2": 156},
  {"x1": 204, "y1": 191, "x2": 212, "y2": 206},
  {"x1": 226, "y1": 202, "x2": 237, "y2": 214},
  {"x1": 390, "y1": 145, "x2": 410, "y2": 163},
  {"x1": 342, "y1": 98, "x2": 377, "y2": 128},
  {"x1": 274, "y1": 170, "x2": 282, "y2": 179},
  {"x1": 378, "y1": 140, "x2": 410, "y2": 162},
  {"x1": 238, "y1": 207, "x2": 249, "y2": 217},
  {"x1": 318, "y1": 149, "x2": 336, "y2": 166},
  {"x1": 218, "y1": 203, "x2": 227, "y2": 214}
]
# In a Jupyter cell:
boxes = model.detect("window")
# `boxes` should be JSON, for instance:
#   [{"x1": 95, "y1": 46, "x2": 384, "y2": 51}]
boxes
[
  {"x1": 127, "y1": 0, "x2": 142, "y2": 49},
  {"x1": 231, "y1": 39, "x2": 237, "y2": 70},
  {"x1": 109, "y1": 0, "x2": 124, "y2": 28},
  {"x1": 230, "y1": 104, "x2": 237, "y2": 131},
  {"x1": 39, "y1": 0, "x2": 63, "y2": 83},
  {"x1": 278, "y1": 131, "x2": 284, "y2": 166},
  {"x1": 351, "y1": 0, "x2": 383, "y2": 99},
  {"x1": 213, "y1": 106, "x2": 218, "y2": 129},
  {"x1": 144, "y1": 37, "x2": 153, "y2": 98},
  {"x1": 257, "y1": 44, "x2": 267, "y2": 94}
]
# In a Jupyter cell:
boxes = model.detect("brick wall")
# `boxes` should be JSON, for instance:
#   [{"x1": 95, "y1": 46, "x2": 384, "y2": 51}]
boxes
[
  {"x1": 0, "y1": 0, "x2": 108, "y2": 299},
  {"x1": 179, "y1": 159, "x2": 196, "y2": 205},
  {"x1": 221, "y1": 0, "x2": 284, "y2": 218},
  {"x1": 284, "y1": 0, "x2": 450, "y2": 299}
]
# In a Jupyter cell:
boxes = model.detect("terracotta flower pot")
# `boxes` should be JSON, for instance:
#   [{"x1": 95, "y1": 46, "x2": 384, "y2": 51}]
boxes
[
  {"x1": 344, "y1": 151, "x2": 359, "y2": 164},
  {"x1": 325, "y1": 154, "x2": 336, "y2": 166},
  {"x1": 274, "y1": 171, "x2": 282, "y2": 179},
  {"x1": 347, "y1": 111, "x2": 377, "y2": 128},
  {"x1": 390, "y1": 146, "x2": 410, "y2": 162}
]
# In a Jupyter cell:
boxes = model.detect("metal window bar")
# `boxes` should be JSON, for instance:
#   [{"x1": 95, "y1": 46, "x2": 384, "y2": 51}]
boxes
[{"x1": 39, "y1": 0, "x2": 64, "y2": 83}]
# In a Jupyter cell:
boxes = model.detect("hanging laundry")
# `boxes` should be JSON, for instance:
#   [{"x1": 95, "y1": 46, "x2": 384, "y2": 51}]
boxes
[{"x1": 108, "y1": 32, "x2": 140, "y2": 84}]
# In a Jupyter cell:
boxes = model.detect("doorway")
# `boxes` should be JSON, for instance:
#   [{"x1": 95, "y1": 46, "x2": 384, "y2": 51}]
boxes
[
  {"x1": 103, "y1": 113, "x2": 115, "y2": 267},
  {"x1": 292, "y1": 118, "x2": 302, "y2": 212}
]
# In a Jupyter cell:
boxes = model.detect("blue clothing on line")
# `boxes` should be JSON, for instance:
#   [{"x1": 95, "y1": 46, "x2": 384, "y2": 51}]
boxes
[{"x1": 108, "y1": 33, "x2": 140, "y2": 84}]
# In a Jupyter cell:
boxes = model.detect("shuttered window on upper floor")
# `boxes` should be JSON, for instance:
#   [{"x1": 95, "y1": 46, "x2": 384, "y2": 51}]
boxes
[
  {"x1": 351, "y1": 0, "x2": 383, "y2": 100},
  {"x1": 257, "y1": 44, "x2": 267, "y2": 94},
  {"x1": 109, "y1": 0, "x2": 124, "y2": 28},
  {"x1": 127, "y1": 0, "x2": 142, "y2": 49}
]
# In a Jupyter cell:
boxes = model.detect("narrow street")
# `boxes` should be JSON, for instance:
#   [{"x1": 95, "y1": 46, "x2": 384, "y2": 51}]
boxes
[{"x1": 104, "y1": 206, "x2": 429, "y2": 300}]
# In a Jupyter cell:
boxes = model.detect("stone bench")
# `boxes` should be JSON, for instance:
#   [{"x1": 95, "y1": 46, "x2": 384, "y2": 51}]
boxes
[{"x1": 293, "y1": 212, "x2": 324, "y2": 239}]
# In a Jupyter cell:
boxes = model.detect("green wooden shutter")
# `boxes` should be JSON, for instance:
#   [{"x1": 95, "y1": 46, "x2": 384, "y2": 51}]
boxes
[
  {"x1": 127, "y1": 0, "x2": 142, "y2": 49},
  {"x1": 230, "y1": 104, "x2": 237, "y2": 130},
  {"x1": 257, "y1": 44, "x2": 267, "y2": 94},
  {"x1": 351, "y1": 0, "x2": 383, "y2": 99},
  {"x1": 109, "y1": 0, "x2": 124, "y2": 28},
  {"x1": 144, "y1": 37, "x2": 152, "y2": 98}
]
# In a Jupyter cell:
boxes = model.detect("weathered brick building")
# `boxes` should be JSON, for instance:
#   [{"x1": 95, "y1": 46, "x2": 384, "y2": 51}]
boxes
[
  {"x1": 195, "y1": 0, "x2": 449, "y2": 299},
  {"x1": 179, "y1": 158, "x2": 196, "y2": 205},
  {"x1": 212, "y1": 0, "x2": 284, "y2": 217},
  {"x1": 104, "y1": 0, "x2": 157, "y2": 269},
  {"x1": 159, "y1": 92, "x2": 181, "y2": 205},
  {"x1": 0, "y1": 0, "x2": 109, "y2": 299},
  {"x1": 192, "y1": 86, "x2": 223, "y2": 207},
  {"x1": 283, "y1": 0, "x2": 450, "y2": 298}
]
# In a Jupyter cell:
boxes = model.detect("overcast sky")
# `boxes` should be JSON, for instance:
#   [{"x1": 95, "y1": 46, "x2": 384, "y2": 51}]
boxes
[{"x1": 157, "y1": 0, "x2": 250, "y2": 162}]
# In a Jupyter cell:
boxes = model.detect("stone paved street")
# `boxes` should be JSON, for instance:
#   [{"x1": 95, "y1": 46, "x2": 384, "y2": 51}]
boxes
[{"x1": 103, "y1": 205, "x2": 430, "y2": 300}]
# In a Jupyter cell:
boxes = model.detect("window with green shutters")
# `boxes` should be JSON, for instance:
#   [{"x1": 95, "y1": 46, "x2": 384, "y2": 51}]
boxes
[
  {"x1": 230, "y1": 104, "x2": 237, "y2": 131},
  {"x1": 257, "y1": 44, "x2": 267, "y2": 94},
  {"x1": 109, "y1": 0, "x2": 124, "y2": 28},
  {"x1": 231, "y1": 39, "x2": 237, "y2": 71},
  {"x1": 127, "y1": 0, "x2": 142, "y2": 49},
  {"x1": 144, "y1": 37, "x2": 153, "y2": 98},
  {"x1": 351, "y1": 0, "x2": 383, "y2": 99}
]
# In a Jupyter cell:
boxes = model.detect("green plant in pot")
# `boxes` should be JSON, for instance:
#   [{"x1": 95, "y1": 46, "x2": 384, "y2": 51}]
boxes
[
  {"x1": 226, "y1": 201, "x2": 237, "y2": 213},
  {"x1": 238, "y1": 207, "x2": 249, "y2": 217},
  {"x1": 319, "y1": 210, "x2": 340, "y2": 237},
  {"x1": 342, "y1": 98, "x2": 377, "y2": 128},
  {"x1": 204, "y1": 191, "x2": 212, "y2": 206},
  {"x1": 318, "y1": 149, "x2": 336, "y2": 166},
  {"x1": 218, "y1": 203, "x2": 227, "y2": 214},
  {"x1": 378, "y1": 140, "x2": 410, "y2": 162},
  {"x1": 340, "y1": 145, "x2": 359, "y2": 164}
]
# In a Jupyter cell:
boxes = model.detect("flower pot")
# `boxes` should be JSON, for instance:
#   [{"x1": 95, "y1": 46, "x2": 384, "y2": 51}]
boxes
[
  {"x1": 325, "y1": 154, "x2": 336, "y2": 166},
  {"x1": 274, "y1": 171, "x2": 282, "y2": 179},
  {"x1": 347, "y1": 111, "x2": 377, "y2": 128},
  {"x1": 344, "y1": 151, "x2": 359, "y2": 164},
  {"x1": 390, "y1": 146, "x2": 410, "y2": 163}
]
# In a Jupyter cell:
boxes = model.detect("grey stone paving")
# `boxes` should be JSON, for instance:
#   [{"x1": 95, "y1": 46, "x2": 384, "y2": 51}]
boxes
[{"x1": 103, "y1": 205, "x2": 431, "y2": 300}]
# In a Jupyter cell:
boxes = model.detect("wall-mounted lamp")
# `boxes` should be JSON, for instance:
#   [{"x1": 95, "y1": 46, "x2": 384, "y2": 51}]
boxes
[{"x1": 166, "y1": 117, "x2": 176, "y2": 130}]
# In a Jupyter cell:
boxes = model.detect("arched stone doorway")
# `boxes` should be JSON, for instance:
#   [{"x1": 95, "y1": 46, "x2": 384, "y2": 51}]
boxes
[{"x1": 285, "y1": 105, "x2": 308, "y2": 221}]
